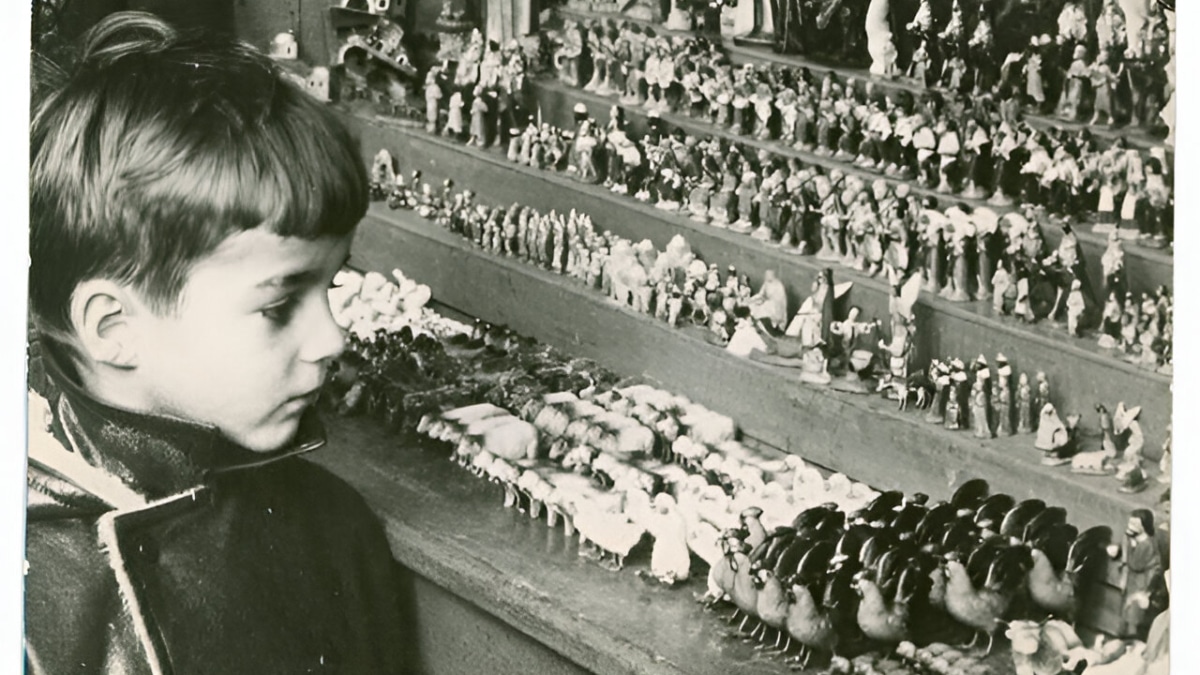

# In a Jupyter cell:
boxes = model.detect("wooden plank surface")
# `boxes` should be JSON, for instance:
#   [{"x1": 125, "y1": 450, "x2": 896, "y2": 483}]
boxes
[
  {"x1": 345, "y1": 115, "x2": 1172, "y2": 456},
  {"x1": 348, "y1": 204, "x2": 1165, "y2": 532}
]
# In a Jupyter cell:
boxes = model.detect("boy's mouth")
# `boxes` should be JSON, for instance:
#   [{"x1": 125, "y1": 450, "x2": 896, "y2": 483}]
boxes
[{"x1": 281, "y1": 390, "x2": 321, "y2": 415}]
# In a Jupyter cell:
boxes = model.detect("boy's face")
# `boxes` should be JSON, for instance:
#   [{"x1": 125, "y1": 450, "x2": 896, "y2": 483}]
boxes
[{"x1": 130, "y1": 228, "x2": 352, "y2": 452}]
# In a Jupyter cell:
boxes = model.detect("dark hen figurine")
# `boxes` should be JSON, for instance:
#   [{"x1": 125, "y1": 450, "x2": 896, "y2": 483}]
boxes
[
  {"x1": 1026, "y1": 525, "x2": 1112, "y2": 619},
  {"x1": 944, "y1": 544, "x2": 1033, "y2": 654},
  {"x1": 783, "y1": 542, "x2": 839, "y2": 669}
]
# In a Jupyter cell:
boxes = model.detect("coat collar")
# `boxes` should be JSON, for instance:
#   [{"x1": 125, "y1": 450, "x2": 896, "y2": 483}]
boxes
[{"x1": 38, "y1": 342, "x2": 327, "y2": 502}]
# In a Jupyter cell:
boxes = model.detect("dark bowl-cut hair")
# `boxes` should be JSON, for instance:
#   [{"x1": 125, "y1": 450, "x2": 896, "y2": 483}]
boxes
[{"x1": 30, "y1": 11, "x2": 368, "y2": 361}]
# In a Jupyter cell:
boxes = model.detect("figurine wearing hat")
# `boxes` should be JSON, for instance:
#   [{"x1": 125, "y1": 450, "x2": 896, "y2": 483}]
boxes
[
  {"x1": 924, "y1": 359, "x2": 952, "y2": 424},
  {"x1": 944, "y1": 359, "x2": 968, "y2": 431},
  {"x1": 992, "y1": 355, "x2": 1013, "y2": 436}
]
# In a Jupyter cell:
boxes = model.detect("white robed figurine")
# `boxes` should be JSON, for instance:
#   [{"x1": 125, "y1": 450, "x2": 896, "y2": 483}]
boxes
[
  {"x1": 785, "y1": 294, "x2": 822, "y2": 345},
  {"x1": 665, "y1": 0, "x2": 693, "y2": 31},
  {"x1": 1035, "y1": 403, "x2": 1069, "y2": 451},
  {"x1": 865, "y1": 0, "x2": 897, "y2": 76},
  {"x1": 726, "y1": 317, "x2": 770, "y2": 358},
  {"x1": 785, "y1": 277, "x2": 852, "y2": 346},
  {"x1": 747, "y1": 270, "x2": 789, "y2": 330}
]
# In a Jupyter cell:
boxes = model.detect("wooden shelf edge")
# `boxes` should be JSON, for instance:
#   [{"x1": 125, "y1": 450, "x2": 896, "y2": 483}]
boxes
[{"x1": 350, "y1": 205, "x2": 1165, "y2": 531}]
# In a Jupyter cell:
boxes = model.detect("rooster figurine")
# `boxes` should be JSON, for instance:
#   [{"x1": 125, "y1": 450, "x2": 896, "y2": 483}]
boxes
[
  {"x1": 943, "y1": 542, "x2": 1033, "y2": 654},
  {"x1": 1025, "y1": 524, "x2": 1112, "y2": 619}
]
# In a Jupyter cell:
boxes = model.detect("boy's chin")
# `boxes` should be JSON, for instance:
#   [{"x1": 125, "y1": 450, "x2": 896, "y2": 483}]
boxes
[{"x1": 232, "y1": 417, "x2": 305, "y2": 454}]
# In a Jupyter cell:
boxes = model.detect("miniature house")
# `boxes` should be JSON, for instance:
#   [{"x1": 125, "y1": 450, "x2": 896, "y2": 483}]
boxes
[
  {"x1": 306, "y1": 66, "x2": 331, "y2": 102},
  {"x1": 269, "y1": 31, "x2": 297, "y2": 60}
]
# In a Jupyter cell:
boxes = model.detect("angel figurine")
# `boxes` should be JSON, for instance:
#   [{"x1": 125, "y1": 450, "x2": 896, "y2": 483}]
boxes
[
  {"x1": 877, "y1": 272, "x2": 921, "y2": 396},
  {"x1": 1113, "y1": 402, "x2": 1147, "y2": 493},
  {"x1": 784, "y1": 269, "x2": 852, "y2": 350}
]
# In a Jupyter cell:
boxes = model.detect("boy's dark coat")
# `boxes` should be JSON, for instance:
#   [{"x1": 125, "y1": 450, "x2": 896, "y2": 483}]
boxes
[{"x1": 24, "y1": 348, "x2": 410, "y2": 674}]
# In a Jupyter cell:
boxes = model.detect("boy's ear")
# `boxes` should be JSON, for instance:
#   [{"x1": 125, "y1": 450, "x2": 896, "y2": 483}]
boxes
[{"x1": 69, "y1": 280, "x2": 140, "y2": 369}]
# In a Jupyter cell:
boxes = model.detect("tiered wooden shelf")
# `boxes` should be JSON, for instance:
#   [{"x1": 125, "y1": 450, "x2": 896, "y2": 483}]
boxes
[
  {"x1": 524, "y1": 78, "x2": 1175, "y2": 296},
  {"x1": 553, "y1": 5, "x2": 1171, "y2": 153},
  {"x1": 345, "y1": 114, "x2": 1172, "y2": 457},
  {"x1": 347, "y1": 200, "x2": 1164, "y2": 532}
]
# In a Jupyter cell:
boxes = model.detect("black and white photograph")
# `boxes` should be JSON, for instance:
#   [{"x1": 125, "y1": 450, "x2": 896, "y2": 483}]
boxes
[{"x1": 15, "y1": 0, "x2": 1195, "y2": 673}]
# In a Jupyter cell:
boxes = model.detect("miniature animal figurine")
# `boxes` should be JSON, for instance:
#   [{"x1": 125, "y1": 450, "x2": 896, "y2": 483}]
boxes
[{"x1": 1004, "y1": 619, "x2": 1088, "y2": 675}]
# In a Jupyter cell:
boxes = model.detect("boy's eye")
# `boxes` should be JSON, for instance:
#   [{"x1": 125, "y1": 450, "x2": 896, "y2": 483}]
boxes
[{"x1": 261, "y1": 295, "x2": 300, "y2": 325}]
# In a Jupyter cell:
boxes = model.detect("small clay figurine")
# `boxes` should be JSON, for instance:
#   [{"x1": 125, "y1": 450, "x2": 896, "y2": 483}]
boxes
[
  {"x1": 1108, "y1": 510, "x2": 1164, "y2": 640},
  {"x1": 1032, "y1": 371, "x2": 1050, "y2": 431},
  {"x1": 992, "y1": 355, "x2": 1013, "y2": 437},
  {"x1": 1089, "y1": 49, "x2": 1121, "y2": 126},
  {"x1": 731, "y1": 170, "x2": 759, "y2": 233},
  {"x1": 1056, "y1": 45, "x2": 1091, "y2": 121},
  {"x1": 940, "y1": 209, "x2": 973, "y2": 303},
  {"x1": 747, "y1": 269, "x2": 789, "y2": 332},
  {"x1": 829, "y1": 307, "x2": 876, "y2": 393},
  {"x1": 1065, "y1": 279, "x2": 1086, "y2": 337},
  {"x1": 970, "y1": 373, "x2": 992, "y2": 439},
  {"x1": 944, "y1": 360, "x2": 967, "y2": 431},
  {"x1": 444, "y1": 90, "x2": 465, "y2": 138},
  {"x1": 1113, "y1": 401, "x2": 1146, "y2": 485},
  {"x1": 467, "y1": 87, "x2": 490, "y2": 147},
  {"x1": 1036, "y1": 403, "x2": 1078, "y2": 463},
  {"x1": 1158, "y1": 425, "x2": 1171, "y2": 485},
  {"x1": 992, "y1": 265, "x2": 1012, "y2": 316},
  {"x1": 925, "y1": 360, "x2": 951, "y2": 424}
]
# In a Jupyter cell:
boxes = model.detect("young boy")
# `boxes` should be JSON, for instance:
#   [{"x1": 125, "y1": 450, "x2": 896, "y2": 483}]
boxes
[{"x1": 26, "y1": 12, "x2": 409, "y2": 673}]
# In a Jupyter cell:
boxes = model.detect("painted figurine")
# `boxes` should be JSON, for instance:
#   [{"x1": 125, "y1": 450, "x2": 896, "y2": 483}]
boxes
[
  {"x1": 1108, "y1": 510, "x2": 1164, "y2": 640},
  {"x1": 970, "y1": 373, "x2": 992, "y2": 439},
  {"x1": 992, "y1": 355, "x2": 1013, "y2": 437},
  {"x1": 1016, "y1": 373, "x2": 1033, "y2": 434}
]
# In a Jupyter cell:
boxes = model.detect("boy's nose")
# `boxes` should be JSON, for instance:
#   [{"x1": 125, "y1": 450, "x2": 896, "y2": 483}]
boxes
[{"x1": 300, "y1": 297, "x2": 346, "y2": 364}]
